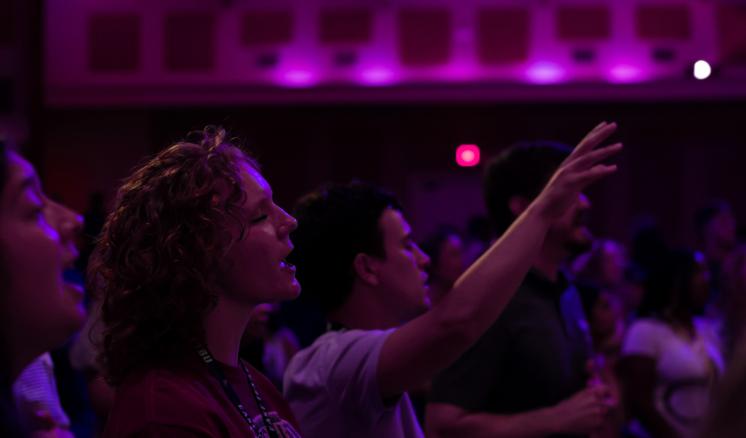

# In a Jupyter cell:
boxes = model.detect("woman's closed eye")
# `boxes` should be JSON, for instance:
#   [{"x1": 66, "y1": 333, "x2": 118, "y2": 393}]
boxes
[{"x1": 250, "y1": 214, "x2": 268, "y2": 225}]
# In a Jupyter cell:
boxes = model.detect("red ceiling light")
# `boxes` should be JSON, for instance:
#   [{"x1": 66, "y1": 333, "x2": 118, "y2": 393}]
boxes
[{"x1": 456, "y1": 144, "x2": 480, "y2": 167}]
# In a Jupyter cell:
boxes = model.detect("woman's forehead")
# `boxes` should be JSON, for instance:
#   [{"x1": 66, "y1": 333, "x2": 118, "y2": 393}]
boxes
[{"x1": 238, "y1": 162, "x2": 273, "y2": 213}]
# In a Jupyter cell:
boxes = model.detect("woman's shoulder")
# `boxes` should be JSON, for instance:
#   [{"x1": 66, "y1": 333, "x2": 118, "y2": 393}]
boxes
[
  {"x1": 105, "y1": 366, "x2": 226, "y2": 437},
  {"x1": 113, "y1": 365, "x2": 218, "y2": 416}
]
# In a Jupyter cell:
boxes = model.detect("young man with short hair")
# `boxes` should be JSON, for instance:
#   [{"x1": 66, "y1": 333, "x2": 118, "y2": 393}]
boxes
[{"x1": 284, "y1": 123, "x2": 621, "y2": 438}]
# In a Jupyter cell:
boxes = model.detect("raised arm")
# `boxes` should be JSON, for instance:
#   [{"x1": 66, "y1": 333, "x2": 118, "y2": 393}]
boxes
[
  {"x1": 377, "y1": 122, "x2": 622, "y2": 398},
  {"x1": 426, "y1": 385, "x2": 610, "y2": 438}
]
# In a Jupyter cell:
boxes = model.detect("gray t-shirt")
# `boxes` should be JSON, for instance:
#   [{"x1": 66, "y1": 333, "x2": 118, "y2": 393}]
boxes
[{"x1": 283, "y1": 329, "x2": 424, "y2": 438}]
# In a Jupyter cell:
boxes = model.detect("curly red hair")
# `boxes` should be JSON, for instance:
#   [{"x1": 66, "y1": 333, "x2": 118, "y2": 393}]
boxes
[{"x1": 89, "y1": 126, "x2": 257, "y2": 385}]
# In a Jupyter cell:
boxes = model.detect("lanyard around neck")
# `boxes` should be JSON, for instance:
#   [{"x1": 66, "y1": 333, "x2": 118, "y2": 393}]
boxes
[{"x1": 196, "y1": 346, "x2": 279, "y2": 438}]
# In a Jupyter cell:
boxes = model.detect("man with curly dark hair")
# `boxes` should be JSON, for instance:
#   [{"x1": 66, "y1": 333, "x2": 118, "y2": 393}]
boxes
[{"x1": 91, "y1": 127, "x2": 302, "y2": 437}]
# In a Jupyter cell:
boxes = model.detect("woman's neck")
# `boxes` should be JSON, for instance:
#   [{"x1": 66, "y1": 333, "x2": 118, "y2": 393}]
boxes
[{"x1": 203, "y1": 296, "x2": 253, "y2": 367}]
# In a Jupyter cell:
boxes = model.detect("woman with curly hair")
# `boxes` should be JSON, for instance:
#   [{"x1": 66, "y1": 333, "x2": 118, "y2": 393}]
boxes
[
  {"x1": 92, "y1": 127, "x2": 302, "y2": 437},
  {"x1": 1, "y1": 139, "x2": 86, "y2": 436}
]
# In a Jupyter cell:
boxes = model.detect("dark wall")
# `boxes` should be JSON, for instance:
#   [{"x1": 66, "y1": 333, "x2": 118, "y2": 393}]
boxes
[{"x1": 39, "y1": 100, "x2": 746, "y2": 248}]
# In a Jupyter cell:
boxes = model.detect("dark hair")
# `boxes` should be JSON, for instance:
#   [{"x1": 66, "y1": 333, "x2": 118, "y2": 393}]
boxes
[
  {"x1": 420, "y1": 225, "x2": 461, "y2": 273},
  {"x1": 630, "y1": 216, "x2": 669, "y2": 279},
  {"x1": 694, "y1": 200, "x2": 732, "y2": 240},
  {"x1": 289, "y1": 182, "x2": 402, "y2": 313},
  {"x1": 89, "y1": 126, "x2": 258, "y2": 385},
  {"x1": 0, "y1": 139, "x2": 10, "y2": 357},
  {"x1": 483, "y1": 141, "x2": 570, "y2": 235},
  {"x1": 466, "y1": 215, "x2": 492, "y2": 243},
  {"x1": 577, "y1": 283, "x2": 602, "y2": 322},
  {"x1": 573, "y1": 239, "x2": 626, "y2": 289},
  {"x1": 721, "y1": 246, "x2": 746, "y2": 359},
  {"x1": 637, "y1": 249, "x2": 702, "y2": 318},
  {"x1": 0, "y1": 139, "x2": 10, "y2": 411}
]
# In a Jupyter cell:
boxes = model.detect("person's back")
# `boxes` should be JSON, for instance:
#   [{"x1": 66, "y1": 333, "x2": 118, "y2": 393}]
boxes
[
  {"x1": 429, "y1": 271, "x2": 589, "y2": 417},
  {"x1": 12, "y1": 353, "x2": 72, "y2": 434},
  {"x1": 284, "y1": 329, "x2": 422, "y2": 438}
]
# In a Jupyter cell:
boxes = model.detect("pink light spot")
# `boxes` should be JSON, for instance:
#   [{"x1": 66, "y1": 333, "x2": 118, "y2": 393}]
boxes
[
  {"x1": 456, "y1": 144, "x2": 480, "y2": 167},
  {"x1": 524, "y1": 62, "x2": 566, "y2": 84}
]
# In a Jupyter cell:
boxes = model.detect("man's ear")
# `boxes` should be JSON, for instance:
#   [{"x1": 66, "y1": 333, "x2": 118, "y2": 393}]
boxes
[
  {"x1": 353, "y1": 253, "x2": 381, "y2": 287},
  {"x1": 508, "y1": 195, "x2": 531, "y2": 218}
]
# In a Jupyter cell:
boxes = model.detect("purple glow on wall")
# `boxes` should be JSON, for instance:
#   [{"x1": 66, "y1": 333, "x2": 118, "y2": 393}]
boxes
[
  {"x1": 44, "y1": 0, "x2": 740, "y2": 105},
  {"x1": 524, "y1": 62, "x2": 566, "y2": 84},
  {"x1": 442, "y1": 63, "x2": 479, "y2": 81},
  {"x1": 456, "y1": 144, "x2": 480, "y2": 167},
  {"x1": 276, "y1": 69, "x2": 318, "y2": 87},
  {"x1": 607, "y1": 64, "x2": 646, "y2": 83},
  {"x1": 358, "y1": 67, "x2": 398, "y2": 86}
]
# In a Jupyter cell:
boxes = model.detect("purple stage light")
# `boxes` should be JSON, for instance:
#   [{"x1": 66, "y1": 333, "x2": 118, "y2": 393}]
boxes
[
  {"x1": 277, "y1": 69, "x2": 317, "y2": 87},
  {"x1": 359, "y1": 67, "x2": 398, "y2": 86},
  {"x1": 693, "y1": 60, "x2": 711, "y2": 80},
  {"x1": 524, "y1": 61, "x2": 566, "y2": 84},
  {"x1": 607, "y1": 64, "x2": 645, "y2": 83}
]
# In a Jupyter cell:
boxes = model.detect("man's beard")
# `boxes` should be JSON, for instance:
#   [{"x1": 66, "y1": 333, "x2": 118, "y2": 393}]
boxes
[
  {"x1": 565, "y1": 234, "x2": 593, "y2": 258},
  {"x1": 566, "y1": 210, "x2": 593, "y2": 256}
]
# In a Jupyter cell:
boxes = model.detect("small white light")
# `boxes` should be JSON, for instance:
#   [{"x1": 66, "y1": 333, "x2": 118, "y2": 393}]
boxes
[{"x1": 693, "y1": 60, "x2": 712, "y2": 80}]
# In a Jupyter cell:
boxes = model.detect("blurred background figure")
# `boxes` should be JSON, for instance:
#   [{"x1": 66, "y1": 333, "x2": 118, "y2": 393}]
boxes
[
  {"x1": 574, "y1": 239, "x2": 631, "y2": 438},
  {"x1": 573, "y1": 239, "x2": 628, "y2": 292},
  {"x1": 420, "y1": 225, "x2": 467, "y2": 306},
  {"x1": 68, "y1": 299, "x2": 115, "y2": 435},
  {"x1": 462, "y1": 216, "x2": 494, "y2": 266},
  {"x1": 694, "y1": 200, "x2": 737, "y2": 316},
  {"x1": 618, "y1": 250, "x2": 723, "y2": 438},
  {"x1": 719, "y1": 245, "x2": 746, "y2": 362},
  {"x1": 697, "y1": 342, "x2": 746, "y2": 438},
  {"x1": 13, "y1": 353, "x2": 74, "y2": 438}
]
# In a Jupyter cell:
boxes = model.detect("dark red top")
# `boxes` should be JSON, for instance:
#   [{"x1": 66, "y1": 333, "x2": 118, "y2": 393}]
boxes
[{"x1": 104, "y1": 356, "x2": 302, "y2": 437}]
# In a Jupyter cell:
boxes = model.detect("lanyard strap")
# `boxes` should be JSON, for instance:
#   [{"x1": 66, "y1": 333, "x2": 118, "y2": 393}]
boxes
[{"x1": 196, "y1": 346, "x2": 279, "y2": 438}]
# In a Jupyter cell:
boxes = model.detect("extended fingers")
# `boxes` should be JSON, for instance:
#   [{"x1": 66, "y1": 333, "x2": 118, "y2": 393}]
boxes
[
  {"x1": 573, "y1": 164, "x2": 618, "y2": 187},
  {"x1": 567, "y1": 142, "x2": 623, "y2": 171},
  {"x1": 568, "y1": 122, "x2": 618, "y2": 160}
]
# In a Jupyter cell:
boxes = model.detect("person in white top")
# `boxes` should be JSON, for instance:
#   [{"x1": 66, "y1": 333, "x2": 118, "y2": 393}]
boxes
[
  {"x1": 618, "y1": 250, "x2": 724, "y2": 438},
  {"x1": 284, "y1": 122, "x2": 622, "y2": 438},
  {"x1": 13, "y1": 353, "x2": 73, "y2": 436}
]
